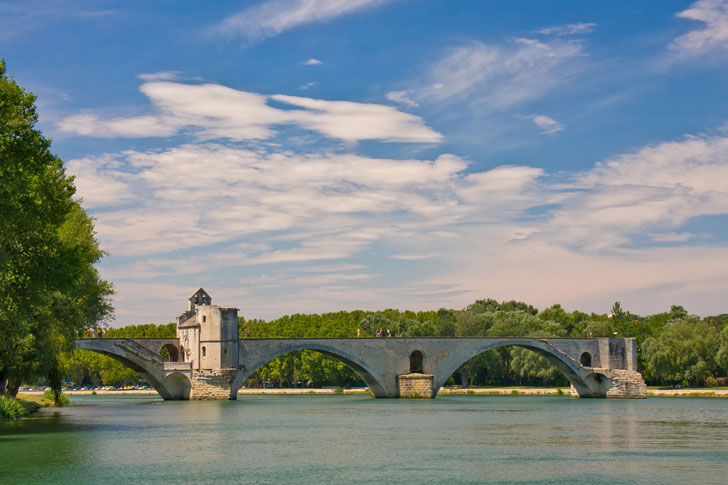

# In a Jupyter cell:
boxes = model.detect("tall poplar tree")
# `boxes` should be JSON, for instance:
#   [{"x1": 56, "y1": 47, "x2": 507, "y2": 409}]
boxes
[{"x1": 0, "y1": 60, "x2": 113, "y2": 402}]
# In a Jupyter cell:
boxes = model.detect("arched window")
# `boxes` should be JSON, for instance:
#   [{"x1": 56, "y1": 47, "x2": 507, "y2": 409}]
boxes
[
  {"x1": 410, "y1": 350, "x2": 424, "y2": 373},
  {"x1": 580, "y1": 352, "x2": 592, "y2": 367},
  {"x1": 202, "y1": 346, "x2": 206, "y2": 357},
  {"x1": 180, "y1": 346, "x2": 185, "y2": 362}
]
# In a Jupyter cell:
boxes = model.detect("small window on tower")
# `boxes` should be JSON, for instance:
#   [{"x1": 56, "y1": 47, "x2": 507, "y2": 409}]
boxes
[
  {"x1": 202, "y1": 316, "x2": 206, "y2": 323},
  {"x1": 202, "y1": 346, "x2": 206, "y2": 357}
]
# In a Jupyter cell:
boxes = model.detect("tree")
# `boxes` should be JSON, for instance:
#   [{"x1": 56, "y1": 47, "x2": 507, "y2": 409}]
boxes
[{"x1": 0, "y1": 60, "x2": 112, "y2": 403}]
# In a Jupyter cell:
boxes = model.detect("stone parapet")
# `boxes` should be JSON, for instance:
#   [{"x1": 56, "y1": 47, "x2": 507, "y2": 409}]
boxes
[{"x1": 398, "y1": 373, "x2": 435, "y2": 398}]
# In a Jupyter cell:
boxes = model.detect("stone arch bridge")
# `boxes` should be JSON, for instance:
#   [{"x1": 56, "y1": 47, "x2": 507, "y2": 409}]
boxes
[{"x1": 75, "y1": 336, "x2": 646, "y2": 400}]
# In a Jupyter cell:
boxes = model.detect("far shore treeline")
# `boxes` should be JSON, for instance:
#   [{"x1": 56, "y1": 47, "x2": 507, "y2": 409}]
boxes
[{"x1": 61, "y1": 301, "x2": 728, "y2": 390}]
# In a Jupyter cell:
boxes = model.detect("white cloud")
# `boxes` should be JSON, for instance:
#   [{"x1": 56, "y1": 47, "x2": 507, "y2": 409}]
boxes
[
  {"x1": 650, "y1": 232, "x2": 694, "y2": 243},
  {"x1": 58, "y1": 112, "x2": 178, "y2": 138},
  {"x1": 390, "y1": 251, "x2": 440, "y2": 260},
  {"x1": 419, "y1": 38, "x2": 584, "y2": 110},
  {"x1": 386, "y1": 90, "x2": 419, "y2": 108},
  {"x1": 302, "y1": 58, "x2": 322, "y2": 65},
  {"x1": 72, "y1": 129, "x2": 728, "y2": 323},
  {"x1": 546, "y1": 135, "x2": 728, "y2": 249},
  {"x1": 528, "y1": 114, "x2": 564, "y2": 135},
  {"x1": 137, "y1": 71, "x2": 184, "y2": 82},
  {"x1": 299, "y1": 81, "x2": 317, "y2": 90},
  {"x1": 270, "y1": 94, "x2": 442, "y2": 142},
  {"x1": 535, "y1": 22, "x2": 596, "y2": 36},
  {"x1": 57, "y1": 80, "x2": 442, "y2": 143},
  {"x1": 211, "y1": 0, "x2": 393, "y2": 41},
  {"x1": 670, "y1": 0, "x2": 728, "y2": 59}
]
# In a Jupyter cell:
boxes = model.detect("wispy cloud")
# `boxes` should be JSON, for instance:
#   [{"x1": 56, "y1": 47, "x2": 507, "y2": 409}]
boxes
[
  {"x1": 57, "y1": 79, "x2": 442, "y2": 143},
  {"x1": 386, "y1": 90, "x2": 419, "y2": 108},
  {"x1": 669, "y1": 0, "x2": 728, "y2": 59},
  {"x1": 302, "y1": 58, "x2": 323, "y2": 65},
  {"x1": 528, "y1": 114, "x2": 564, "y2": 135},
  {"x1": 211, "y1": 0, "x2": 393, "y2": 41},
  {"x1": 0, "y1": 1, "x2": 118, "y2": 41},
  {"x1": 417, "y1": 38, "x2": 584, "y2": 110},
  {"x1": 534, "y1": 22, "x2": 596, "y2": 36}
]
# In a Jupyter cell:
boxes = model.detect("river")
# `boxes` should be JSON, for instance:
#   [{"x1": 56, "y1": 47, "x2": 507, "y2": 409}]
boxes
[{"x1": 2, "y1": 395, "x2": 727, "y2": 484}]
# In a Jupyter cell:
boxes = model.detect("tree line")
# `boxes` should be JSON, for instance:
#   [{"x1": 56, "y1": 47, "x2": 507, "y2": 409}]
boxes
[{"x1": 61, "y1": 301, "x2": 728, "y2": 389}]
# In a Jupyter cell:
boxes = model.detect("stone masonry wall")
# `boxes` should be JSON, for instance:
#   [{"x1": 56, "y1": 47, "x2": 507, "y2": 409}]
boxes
[
  {"x1": 190, "y1": 369, "x2": 237, "y2": 400},
  {"x1": 604, "y1": 369, "x2": 647, "y2": 398},
  {"x1": 569, "y1": 368, "x2": 646, "y2": 399},
  {"x1": 398, "y1": 373, "x2": 435, "y2": 398}
]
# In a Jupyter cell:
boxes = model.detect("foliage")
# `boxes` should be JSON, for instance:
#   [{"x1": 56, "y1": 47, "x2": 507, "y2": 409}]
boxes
[
  {"x1": 43, "y1": 389, "x2": 69, "y2": 407},
  {"x1": 0, "y1": 60, "x2": 113, "y2": 402},
  {"x1": 0, "y1": 395, "x2": 26, "y2": 419}
]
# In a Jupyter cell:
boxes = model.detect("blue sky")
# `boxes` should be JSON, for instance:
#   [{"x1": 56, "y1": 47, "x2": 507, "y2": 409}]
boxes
[{"x1": 3, "y1": 0, "x2": 728, "y2": 325}]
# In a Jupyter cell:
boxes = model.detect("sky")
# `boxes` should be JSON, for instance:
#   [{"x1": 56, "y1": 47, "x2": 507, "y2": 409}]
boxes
[{"x1": 2, "y1": 0, "x2": 728, "y2": 325}]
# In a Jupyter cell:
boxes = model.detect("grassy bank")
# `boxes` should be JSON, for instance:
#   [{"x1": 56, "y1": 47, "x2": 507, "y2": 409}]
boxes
[{"x1": 1, "y1": 393, "x2": 63, "y2": 420}]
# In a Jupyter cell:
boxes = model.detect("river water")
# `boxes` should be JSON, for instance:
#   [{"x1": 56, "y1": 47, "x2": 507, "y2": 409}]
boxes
[{"x1": 2, "y1": 394, "x2": 727, "y2": 484}]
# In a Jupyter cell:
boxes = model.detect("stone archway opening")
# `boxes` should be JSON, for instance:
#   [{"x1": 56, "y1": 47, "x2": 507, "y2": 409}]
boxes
[
  {"x1": 163, "y1": 372, "x2": 192, "y2": 400},
  {"x1": 410, "y1": 350, "x2": 424, "y2": 373},
  {"x1": 580, "y1": 352, "x2": 592, "y2": 367},
  {"x1": 161, "y1": 343, "x2": 179, "y2": 362}
]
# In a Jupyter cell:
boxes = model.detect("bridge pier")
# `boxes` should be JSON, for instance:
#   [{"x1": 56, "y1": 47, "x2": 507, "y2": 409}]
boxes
[
  {"x1": 397, "y1": 373, "x2": 436, "y2": 398},
  {"x1": 190, "y1": 369, "x2": 245, "y2": 400},
  {"x1": 570, "y1": 368, "x2": 647, "y2": 398}
]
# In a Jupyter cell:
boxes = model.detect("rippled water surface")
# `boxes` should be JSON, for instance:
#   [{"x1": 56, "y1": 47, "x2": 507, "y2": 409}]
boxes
[{"x1": 2, "y1": 394, "x2": 728, "y2": 484}]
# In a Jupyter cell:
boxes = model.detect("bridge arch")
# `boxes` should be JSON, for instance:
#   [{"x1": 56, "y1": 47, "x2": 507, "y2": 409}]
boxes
[
  {"x1": 161, "y1": 343, "x2": 179, "y2": 362},
  {"x1": 433, "y1": 339, "x2": 598, "y2": 396},
  {"x1": 238, "y1": 341, "x2": 391, "y2": 397},
  {"x1": 75, "y1": 339, "x2": 191, "y2": 400}
]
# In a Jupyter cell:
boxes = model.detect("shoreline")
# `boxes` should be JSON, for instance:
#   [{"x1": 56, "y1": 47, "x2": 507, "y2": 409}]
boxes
[{"x1": 20, "y1": 387, "x2": 728, "y2": 397}]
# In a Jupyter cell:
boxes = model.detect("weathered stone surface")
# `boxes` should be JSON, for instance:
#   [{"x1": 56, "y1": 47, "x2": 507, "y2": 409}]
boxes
[
  {"x1": 190, "y1": 369, "x2": 240, "y2": 400},
  {"x1": 569, "y1": 368, "x2": 647, "y2": 399},
  {"x1": 398, "y1": 373, "x2": 435, "y2": 398}
]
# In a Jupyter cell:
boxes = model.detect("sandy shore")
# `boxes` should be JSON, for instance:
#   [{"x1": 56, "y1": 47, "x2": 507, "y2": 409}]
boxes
[{"x1": 21, "y1": 387, "x2": 728, "y2": 397}]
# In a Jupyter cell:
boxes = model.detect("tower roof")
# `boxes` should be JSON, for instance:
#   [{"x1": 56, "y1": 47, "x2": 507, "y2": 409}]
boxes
[{"x1": 189, "y1": 288, "x2": 211, "y2": 304}]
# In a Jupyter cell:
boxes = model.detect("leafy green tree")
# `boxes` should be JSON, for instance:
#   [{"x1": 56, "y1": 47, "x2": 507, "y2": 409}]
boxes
[
  {"x1": 641, "y1": 316, "x2": 720, "y2": 386},
  {"x1": 0, "y1": 60, "x2": 112, "y2": 403}
]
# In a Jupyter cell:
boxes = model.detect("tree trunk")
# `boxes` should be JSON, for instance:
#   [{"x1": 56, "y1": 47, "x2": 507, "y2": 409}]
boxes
[
  {"x1": 459, "y1": 360, "x2": 471, "y2": 389},
  {"x1": 7, "y1": 377, "x2": 21, "y2": 397},
  {"x1": 0, "y1": 370, "x2": 7, "y2": 396}
]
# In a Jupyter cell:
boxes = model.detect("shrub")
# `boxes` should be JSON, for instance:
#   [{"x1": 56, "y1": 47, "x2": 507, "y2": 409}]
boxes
[
  {"x1": 43, "y1": 390, "x2": 70, "y2": 407},
  {"x1": 0, "y1": 396, "x2": 27, "y2": 420},
  {"x1": 510, "y1": 390, "x2": 520, "y2": 395},
  {"x1": 556, "y1": 388, "x2": 564, "y2": 395}
]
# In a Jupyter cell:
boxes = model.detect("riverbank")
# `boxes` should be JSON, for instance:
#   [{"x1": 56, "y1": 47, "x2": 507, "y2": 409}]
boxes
[{"x1": 19, "y1": 387, "x2": 728, "y2": 397}]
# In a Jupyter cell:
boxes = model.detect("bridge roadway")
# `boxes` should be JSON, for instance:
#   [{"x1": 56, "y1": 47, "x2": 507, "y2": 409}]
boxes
[{"x1": 75, "y1": 336, "x2": 646, "y2": 400}]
